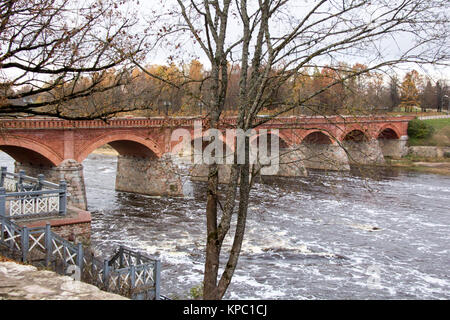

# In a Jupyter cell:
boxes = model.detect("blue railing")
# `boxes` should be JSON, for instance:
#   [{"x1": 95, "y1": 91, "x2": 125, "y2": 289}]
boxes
[
  {"x1": 0, "y1": 167, "x2": 67, "y2": 218},
  {"x1": 0, "y1": 215, "x2": 161, "y2": 300},
  {"x1": 0, "y1": 169, "x2": 161, "y2": 300}
]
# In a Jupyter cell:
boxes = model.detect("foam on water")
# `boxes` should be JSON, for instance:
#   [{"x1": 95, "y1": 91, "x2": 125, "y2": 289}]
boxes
[{"x1": 2, "y1": 151, "x2": 449, "y2": 299}]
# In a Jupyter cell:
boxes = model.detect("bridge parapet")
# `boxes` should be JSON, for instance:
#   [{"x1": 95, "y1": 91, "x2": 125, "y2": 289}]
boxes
[{"x1": 0, "y1": 115, "x2": 415, "y2": 131}]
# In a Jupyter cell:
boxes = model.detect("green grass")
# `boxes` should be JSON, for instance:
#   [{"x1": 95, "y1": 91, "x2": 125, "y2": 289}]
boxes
[
  {"x1": 408, "y1": 118, "x2": 450, "y2": 147},
  {"x1": 421, "y1": 118, "x2": 450, "y2": 131}
]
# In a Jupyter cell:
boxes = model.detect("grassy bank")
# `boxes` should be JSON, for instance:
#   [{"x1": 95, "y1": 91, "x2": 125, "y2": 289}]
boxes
[{"x1": 408, "y1": 118, "x2": 450, "y2": 147}]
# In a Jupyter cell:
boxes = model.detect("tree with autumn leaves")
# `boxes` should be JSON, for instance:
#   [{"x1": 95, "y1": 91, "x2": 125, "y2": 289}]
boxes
[
  {"x1": 400, "y1": 70, "x2": 422, "y2": 112},
  {"x1": 76, "y1": 61, "x2": 445, "y2": 118},
  {"x1": 1, "y1": 0, "x2": 449, "y2": 301}
]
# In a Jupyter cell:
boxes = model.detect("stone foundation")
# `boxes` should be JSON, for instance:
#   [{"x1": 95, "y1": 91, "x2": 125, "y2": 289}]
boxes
[
  {"x1": 342, "y1": 139, "x2": 385, "y2": 165},
  {"x1": 298, "y1": 144, "x2": 350, "y2": 171},
  {"x1": 276, "y1": 149, "x2": 308, "y2": 177},
  {"x1": 379, "y1": 136, "x2": 409, "y2": 159},
  {"x1": 15, "y1": 160, "x2": 87, "y2": 210},
  {"x1": 189, "y1": 148, "x2": 308, "y2": 182},
  {"x1": 190, "y1": 164, "x2": 233, "y2": 183},
  {"x1": 115, "y1": 154, "x2": 183, "y2": 197}
]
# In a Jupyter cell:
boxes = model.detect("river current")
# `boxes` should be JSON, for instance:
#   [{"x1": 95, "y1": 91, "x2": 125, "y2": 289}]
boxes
[{"x1": 1, "y1": 152, "x2": 449, "y2": 299}]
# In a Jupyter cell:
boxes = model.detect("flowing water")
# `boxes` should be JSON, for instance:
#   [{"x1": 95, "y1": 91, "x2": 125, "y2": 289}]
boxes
[{"x1": 1, "y1": 152, "x2": 449, "y2": 299}]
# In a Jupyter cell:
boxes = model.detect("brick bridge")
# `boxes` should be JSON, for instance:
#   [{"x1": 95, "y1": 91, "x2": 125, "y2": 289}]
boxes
[{"x1": 0, "y1": 115, "x2": 414, "y2": 209}]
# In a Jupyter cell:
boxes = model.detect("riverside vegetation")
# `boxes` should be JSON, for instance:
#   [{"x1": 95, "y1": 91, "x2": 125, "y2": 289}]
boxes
[{"x1": 387, "y1": 118, "x2": 450, "y2": 175}]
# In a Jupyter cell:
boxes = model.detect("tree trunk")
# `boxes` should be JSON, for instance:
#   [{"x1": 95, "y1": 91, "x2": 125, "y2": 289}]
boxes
[{"x1": 203, "y1": 162, "x2": 220, "y2": 299}]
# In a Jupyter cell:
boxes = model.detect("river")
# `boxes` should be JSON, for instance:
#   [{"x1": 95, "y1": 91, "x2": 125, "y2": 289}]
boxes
[{"x1": 1, "y1": 152, "x2": 449, "y2": 299}]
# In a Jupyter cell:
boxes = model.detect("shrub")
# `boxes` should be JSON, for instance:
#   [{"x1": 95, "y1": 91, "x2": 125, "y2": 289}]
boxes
[
  {"x1": 189, "y1": 283, "x2": 203, "y2": 300},
  {"x1": 407, "y1": 119, "x2": 435, "y2": 139}
]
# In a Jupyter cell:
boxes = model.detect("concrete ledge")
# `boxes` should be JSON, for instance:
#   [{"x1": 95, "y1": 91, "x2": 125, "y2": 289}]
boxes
[
  {"x1": 16, "y1": 206, "x2": 91, "y2": 229},
  {"x1": 0, "y1": 261, "x2": 127, "y2": 300},
  {"x1": 15, "y1": 206, "x2": 92, "y2": 244}
]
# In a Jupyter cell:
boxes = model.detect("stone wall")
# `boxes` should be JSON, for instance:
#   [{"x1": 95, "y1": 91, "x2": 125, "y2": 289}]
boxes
[
  {"x1": 379, "y1": 136, "x2": 409, "y2": 159},
  {"x1": 115, "y1": 154, "x2": 184, "y2": 197},
  {"x1": 407, "y1": 146, "x2": 450, "y2": 158},
  {"x1": 190, "y1": 164, "x2": 233, "y2": 183},
  {"x1": 16, "y1": 206, "x2": 92, "y2": 245},
  {"x1": 189, "y1": 148, "x2": 308, "y2": 181},
  {"x1": 298, "y1": 144, "x2": 350, "y2": 171},
  {"x1": 342, "y1": 139, "x2": 385, "y2": 165},
  {"x1": 50, "y1": 222, "x2": 91, "y2": 245},
  {"x1": 15, "y1": 159, "x2": 87, "y2": 210},
  {"x1": 276, "y1": 149, "x2": 308, "y2": 177}
]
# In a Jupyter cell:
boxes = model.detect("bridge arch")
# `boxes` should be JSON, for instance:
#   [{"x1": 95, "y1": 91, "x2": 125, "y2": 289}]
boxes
[
  {"x1": 301, "y1": 131, "x2": 334, "y2": 145},
  {"x1": 188, "y1": 136, "x2": 234, "y2": 164},
  {"x1": 0, "y1": 136, "x2": 63, "y2": 166},
  {"x1": 342, "y1": 129, "x2": 370, "y2": 142},
  {"x1": 76, "y1": 133, "x2": 164, "y2": 163},
  {"x1": 250, "y1": 131, "x2": 291, "y2": 150},
  {"x1": 376, "y1": 126, "x2": 401, "y2": 140}
]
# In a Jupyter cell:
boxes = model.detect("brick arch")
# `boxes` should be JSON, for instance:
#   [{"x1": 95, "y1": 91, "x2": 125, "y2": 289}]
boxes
[
  {"x1": 187, "y1": 135, "x2": 234, "y2": 163},
  {"x1": 376, "y1": 125, "x2": 401, "y2": 140},
  {"x1": 250, "y1": 131, "x2": 292, "y2": 149},
  {"x1": 0, "y1": 136, "x2": 63, "y2": 166},
  {"x1": 300, "y1": 130, "x2": 334, "y2": 145},
  {"x1": 76, "y1": 133, "x2": 164, "y2": 163},
  {"x1": 341, "y1": 129, "x2": 370, "y2": 142}
]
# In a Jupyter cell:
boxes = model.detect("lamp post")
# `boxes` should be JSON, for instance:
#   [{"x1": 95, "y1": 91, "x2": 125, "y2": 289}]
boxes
[
  {"x1": 443, "y1": 95, "x2": 449, "y2": 113},
  {"x1": 197, "y1": 102, "x2": 203, "y2": 115},
  {"x1": 163, "y1": 101, "x2": 171, "y2": 116}
]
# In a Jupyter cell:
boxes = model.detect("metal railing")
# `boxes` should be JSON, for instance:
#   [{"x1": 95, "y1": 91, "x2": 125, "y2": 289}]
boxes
[
  {"x1": 0, "y1": 167, "x2": 66, "y2": 218},
  {"x1": 0, "y1": 215, "x2": 161, "y2": 300}
]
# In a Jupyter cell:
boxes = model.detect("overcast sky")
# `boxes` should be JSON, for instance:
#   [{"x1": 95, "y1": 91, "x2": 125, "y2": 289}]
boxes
[{"x1": 137, "y1": 0, "x2": 450, "y2": 83}]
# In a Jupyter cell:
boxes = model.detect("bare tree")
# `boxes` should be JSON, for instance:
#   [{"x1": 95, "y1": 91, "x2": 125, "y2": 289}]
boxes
[
  {"x1": 137, "y1": 0, "x2": 449, "y2": 300},
  {"x1": 0, "y1": 0, "x2": 147, "y2": 119},
  {"x1": 1, "y1": 0, "x2": 448, "y2": 300}
]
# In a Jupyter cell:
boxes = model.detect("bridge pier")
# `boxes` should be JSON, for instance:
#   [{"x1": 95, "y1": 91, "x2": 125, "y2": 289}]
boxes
[
  {"x1": 15, "y1": 159, "x2": 88, "y2": 210},
  {"x1": 298, "y1": 143, "x2": 350, "y2": 171},
  {"x1": 115, "y1": 155, "x2": 184, "y2": 197},
  {"x1": 378, "y1": 136, "x2": 409, "y2": 159},
  {"x1": 276, "y1": 148, "x2": 308, "y2": 177},
  {"x1": 189, "y1": 148, "x2": 308, "y2": 182},
  {"x1": 190, "y1": 164, "x2": 232, "y2": 183},
  {"x1": 342, "y1": 139, "x2": 385, "y2": 165}
]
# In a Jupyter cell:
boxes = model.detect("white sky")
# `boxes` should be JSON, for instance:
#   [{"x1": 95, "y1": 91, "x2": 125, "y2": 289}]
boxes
[
  {"x1": 136, "y1": 0, "x2": 449, "y2": 83},
  {"x1": 2, "y1": 0, "x2": 449, "y2": 86}
]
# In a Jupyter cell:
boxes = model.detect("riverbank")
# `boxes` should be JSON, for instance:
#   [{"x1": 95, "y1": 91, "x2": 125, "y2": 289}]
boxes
[
  {"x1": 407, "y1": 117, "x2": 450, "y2": 147},
  {"x1": 385, "y1": 157, "x2": 450, "y2": 175},
  {"x1": 0, "y1": 257, "x2": 126, "y2": 300}
]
